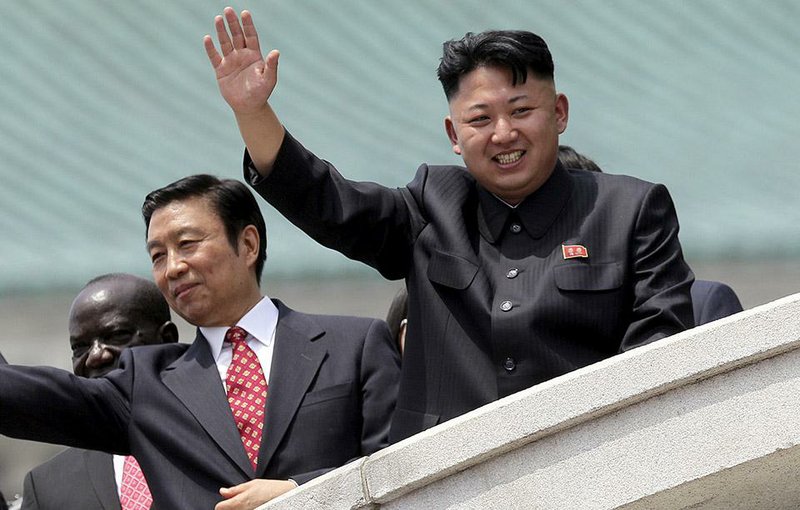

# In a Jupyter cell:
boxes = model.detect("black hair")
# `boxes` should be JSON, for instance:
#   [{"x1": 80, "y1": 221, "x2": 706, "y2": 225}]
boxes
[
  {"x1": 437, "y1": 30, "x2": 554, "y2": 101},
  {"x1": 83, "y1": 273, "x2": 172, "y2": 325},
  {"x1": 558, "y1": 145, "x2": 603, "y2": 173},
  {"x1": 141, "y1": 174, "x2": 267, "y2": 282}
]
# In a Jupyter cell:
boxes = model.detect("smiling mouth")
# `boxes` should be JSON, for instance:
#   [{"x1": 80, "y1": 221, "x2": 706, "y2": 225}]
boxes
[
  {"x1": 493, "y1": 150, "x2": 524, "y2": 165},
  {"x1": 173, "y1": 283, "x2": 197, "y2": 299}
]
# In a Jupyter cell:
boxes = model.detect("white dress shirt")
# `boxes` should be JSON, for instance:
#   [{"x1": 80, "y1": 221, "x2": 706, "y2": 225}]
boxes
[{"x1": 200, "y1": 296, "x2": 279, "y2": 387}]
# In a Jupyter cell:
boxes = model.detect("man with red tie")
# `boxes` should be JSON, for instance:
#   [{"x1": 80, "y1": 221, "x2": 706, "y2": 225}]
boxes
[{"x1": 0, "y1": 175, "x2": 400, "y2": 509}]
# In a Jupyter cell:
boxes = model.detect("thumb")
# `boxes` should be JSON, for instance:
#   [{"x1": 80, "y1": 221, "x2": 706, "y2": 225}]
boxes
[{"x1": 264, "y1": 49, "x2": 280, "y2": 78}]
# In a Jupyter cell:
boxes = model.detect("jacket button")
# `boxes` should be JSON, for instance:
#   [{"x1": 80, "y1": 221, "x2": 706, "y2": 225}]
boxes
[
  {"x1": 509, "y1": 223, "x2": 522, "y2": 234},
  {"x1": 506, "y1": 268, "x2": 519, "y2": 279},
  {"x1": 503, "y1": 357, "x2": 516, "y2": 372},
  {"x1": 500, "y1": 300, "x2": 513, "y2": 312}
]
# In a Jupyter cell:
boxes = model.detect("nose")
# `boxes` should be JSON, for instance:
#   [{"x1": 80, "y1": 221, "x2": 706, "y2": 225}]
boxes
[
  {"x1": 165, "y1": 251, "x2": 188, "y2": 280},
  {"x1": 491, "y1": 117, "x2": 518, "y2": 145},
  {"x1": 85, "y1": 340, "x2": 115, "y2": 369}
]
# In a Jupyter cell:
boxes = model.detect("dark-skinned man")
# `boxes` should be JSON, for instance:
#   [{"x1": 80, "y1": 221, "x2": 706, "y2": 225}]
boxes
[{"x1": 22, "y1": 273, "x2": 178, "y2": 510}]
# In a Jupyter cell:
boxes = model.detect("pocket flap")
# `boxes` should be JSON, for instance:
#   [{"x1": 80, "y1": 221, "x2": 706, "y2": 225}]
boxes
[
  {"x1": 301, "y1": 381, "x2": 353, "y2": 407},
  {"x1": 427, "y1": 251, "x2": 479, "y2": 290}
]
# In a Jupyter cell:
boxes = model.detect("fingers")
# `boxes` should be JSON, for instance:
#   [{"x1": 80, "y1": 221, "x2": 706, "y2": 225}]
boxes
[
  {"x1": 219, "y1": 482, "x2": 247, "y2": 498},
  {"x1": 223, "y1": 7, "x2": 246, "y2": 50},
  {"x1": 209, "y1": 8, "x2": 261, "y2": 59},
  {"x1": 214, "y1": 14, "x2": 234, "y2": 56},
  {"x1": 203, "y1": 35, "x2": 222, "y2": 68},
  {"x1": 240, "y1": 10, "x2": 261, "y2": 54}
]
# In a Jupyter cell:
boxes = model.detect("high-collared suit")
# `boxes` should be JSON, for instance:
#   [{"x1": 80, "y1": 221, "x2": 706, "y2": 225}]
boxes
[
  {"x1": 691, "y1": 279, "x2": 743, "y2": 325},
  {"x1": 246, "y1": 132, "x2": 694, "y2": 442},
  {"x1": 22, "y1": 449, "x2": 119, "y2": 510},
  {"x1": 0, "y1": 300, "x2": 400, "y2": 509}
]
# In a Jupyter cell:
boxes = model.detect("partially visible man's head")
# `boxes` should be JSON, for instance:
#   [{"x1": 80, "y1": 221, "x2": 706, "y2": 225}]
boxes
[
  {"x1": 69, "y1": 273, "x2": 177, "y2": 378},
  {"x1": 142, "y1": 175, "x2": 266, "y2": 327},
  {"x1": 558, "y1": 145, "x2": 602, "y2": 173},
  {"x1": 439, "y1": 30, "x2": 568, "y2": 205},
  {"x1": 385, "y1": 287, "x2": 408, "y2": 354}
]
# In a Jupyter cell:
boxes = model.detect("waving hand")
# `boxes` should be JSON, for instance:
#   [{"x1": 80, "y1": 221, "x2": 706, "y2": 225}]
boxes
[
  {"x1": 205, "y1": 7, "x2": 285, "y2": 174},
  {"x1": 204, "y1": 7, "x2": 279, "y2": 115}
]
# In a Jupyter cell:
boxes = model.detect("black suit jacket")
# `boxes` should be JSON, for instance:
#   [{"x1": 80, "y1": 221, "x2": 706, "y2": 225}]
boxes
[
  {"x1": 22, "y1": 449, "x2": 119, "y2": 510},
  {"x1": 247, "y1": 132, "x2": 694, "y2": 441},
  {"x1": 691, "y1": 279, "x2": 743, "y2": 325},
  {"x1": 0, "y1": 300, "x2": 400, "y2": 508},
  {"x1": 0, "y1": 351, "x2": 7, "y2": 364}
]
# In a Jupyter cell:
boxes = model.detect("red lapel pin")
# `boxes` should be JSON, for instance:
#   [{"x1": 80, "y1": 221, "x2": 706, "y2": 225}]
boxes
[{"x1": 562, "y1": 244, "x2": 588, "y2": 259}]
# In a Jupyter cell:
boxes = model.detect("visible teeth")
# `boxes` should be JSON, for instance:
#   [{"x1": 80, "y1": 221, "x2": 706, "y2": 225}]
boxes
[{"x1": 495, "y1": 151, "x2": 523, "y2": 164}]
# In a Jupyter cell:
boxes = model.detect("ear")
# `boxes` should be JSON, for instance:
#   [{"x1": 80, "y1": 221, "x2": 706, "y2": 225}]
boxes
[
  {"x1": 239, "y1": 225, "x2": 261, "y2": 269},
  {"x1": 555, "y1": 93, "x2": 569, "y2": 134},
  {"x1": 444, "y1": 116, "x2": 462, "y2": 155},
  {"x1": 158, "y1": 321, "x2": 180, "y2": 344}
]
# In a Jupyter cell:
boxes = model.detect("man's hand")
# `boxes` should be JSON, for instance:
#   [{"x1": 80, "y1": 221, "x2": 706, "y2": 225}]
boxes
[
  {"x1": 215, "y1": 479, "x2": 297, "y2": 510},
  {"x1": 204, "y1": 7, "x2": 279, "y2": 116},
  {"x1": 204, "y1": 7, "x2": 286, "y2": 175}
]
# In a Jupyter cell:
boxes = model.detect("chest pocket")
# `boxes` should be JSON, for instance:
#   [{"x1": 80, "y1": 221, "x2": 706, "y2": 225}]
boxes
[
  {"x1": 427, "y1": 251, "x2": 479, "y2": 290},
  {"x1": 554, "y1": 262, "x2": 623, "y2": 291}
]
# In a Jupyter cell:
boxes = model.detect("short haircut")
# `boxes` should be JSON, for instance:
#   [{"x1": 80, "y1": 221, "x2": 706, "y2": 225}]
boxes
[
  {"x1": 141, "y1": 174, "x2": 267, "y2": 282},
  {"x1": 558, "y1": 145, "x2": 602, "y2": 173},
  {"x1": 83, "y1": 273, "x2": 172, "y2": 325},
  {"x1": 437, "y1": 29, "x2": 554, "y2": 101}
]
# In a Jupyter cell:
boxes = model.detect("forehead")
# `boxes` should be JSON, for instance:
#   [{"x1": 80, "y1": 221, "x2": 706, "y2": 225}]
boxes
[
  {"x1": 69, "y1": 282, "x2": 140, "y2": 331},
  {"x1": 147, "y1": 197, "x2": 221, "y2": 243}
]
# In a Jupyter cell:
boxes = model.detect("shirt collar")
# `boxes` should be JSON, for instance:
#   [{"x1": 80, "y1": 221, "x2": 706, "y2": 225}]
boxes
[
  {"x1": 201, "y1": 296, "x2": 279, "y2": 362},
  {"x1": 477, "y1": 161, "x2": 574, "y2": 243}
]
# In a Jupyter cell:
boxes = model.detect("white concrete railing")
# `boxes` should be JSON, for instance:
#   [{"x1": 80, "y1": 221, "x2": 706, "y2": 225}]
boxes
[{"x1": 260, "y1": 292, "x2": 800, "y2": 510}]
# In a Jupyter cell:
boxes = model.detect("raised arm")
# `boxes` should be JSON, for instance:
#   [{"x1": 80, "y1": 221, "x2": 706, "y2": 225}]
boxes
[{"x1": 204, "y1": 7, "x2": 284, "y2": 175}]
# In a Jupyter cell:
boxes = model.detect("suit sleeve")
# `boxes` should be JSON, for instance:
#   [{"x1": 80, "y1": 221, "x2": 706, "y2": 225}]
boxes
[
  {"x1": 0, "y1": 361, "x2": 131, "y2": 454},
  {"x1": 696, "y1": 282, "x2": 744, "y2": 325},
  {"x1": 21, "y1": 471, "x2": 40, "y2": 510},
  {"x1": 358, "y1": 318, "x2": 401, "y2": 455},
  {"x1": 622, "y1": 183, "x2": 695, "y2": 350},
  {"x1": 244, "y1": 131, "x2": 418, "y2": 280}
]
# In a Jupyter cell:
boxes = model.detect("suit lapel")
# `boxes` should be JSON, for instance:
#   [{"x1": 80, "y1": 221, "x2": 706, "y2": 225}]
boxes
[
  {"x1": 256, "y1": 301, "x2": 327, "y2": 476},
  {"x1": 84, "y1": 450, "x2": 121, "y2": 510},
  {"x1": 162, "y1": 331, "x2": 253, "y2": 476}
]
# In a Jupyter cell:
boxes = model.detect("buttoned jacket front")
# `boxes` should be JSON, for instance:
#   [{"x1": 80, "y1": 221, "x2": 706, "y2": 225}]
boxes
[{"x1": 249, "y1": 132, "x2": 694, "y2": 441}]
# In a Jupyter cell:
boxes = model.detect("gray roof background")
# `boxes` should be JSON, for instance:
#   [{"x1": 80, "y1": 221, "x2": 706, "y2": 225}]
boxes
[{"x1": 1, "y1": 0, "x2": 798, "y2": 292}]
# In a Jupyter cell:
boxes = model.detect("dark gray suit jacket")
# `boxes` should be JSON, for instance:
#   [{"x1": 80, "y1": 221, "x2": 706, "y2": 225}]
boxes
[
  {"x1": 22, "y1": 449, "x2": 119, "y2": 510},
  {"x1": 247, "y1": 132, "x2": 694, "y2": 442},
  {"x1": 0, "y1": 300, "x2": 400, "y2": 508},
  {"x1": 0, "y1": 351, "x2": 7, "y2": 364},
  {"x1": 691, "y1": 279, "x2": 743, "y2": 325}
]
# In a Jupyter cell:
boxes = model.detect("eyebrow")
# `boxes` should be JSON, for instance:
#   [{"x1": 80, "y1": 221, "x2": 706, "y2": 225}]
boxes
[
  {"x1": 466, "y1": 94, "x2": 529, "y2": 112},
  {"x1": 146, "y1": 227, "x2": 204, "y2": 252}
]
